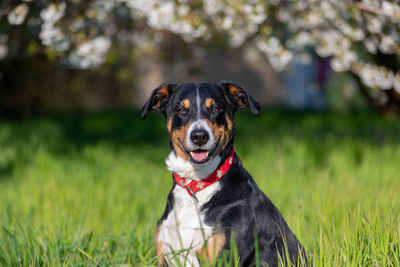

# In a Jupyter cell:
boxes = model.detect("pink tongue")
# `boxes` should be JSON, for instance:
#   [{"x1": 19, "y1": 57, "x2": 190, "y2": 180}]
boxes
[{"x1": 192, "y1": 151, "x2": 208, "y2": 161}]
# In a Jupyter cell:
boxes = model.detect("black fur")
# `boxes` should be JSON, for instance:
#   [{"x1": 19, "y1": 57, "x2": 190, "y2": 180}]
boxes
[
  {"x1": 203, "y1": 145, "x2": 306, "y2": 266},
  {"x1": 143, "y1": 82, "x2": 307, "y2": 266}
]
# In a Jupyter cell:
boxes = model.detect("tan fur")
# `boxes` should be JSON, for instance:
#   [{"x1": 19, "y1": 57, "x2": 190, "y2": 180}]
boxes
[
  {"x1": 197, "y1": 232, "x2": 226, "y2": 264},
  {"x1": 228, "y1": 85, "x2": 247, "y2": 108},
  {"x1": 206, "y1": 115, "x2": 234, "y2": 155},
  {"x1": 205, "y1": 98, "x2": 215, "y2": 108},
  {"x1": 225, "y1": 113, "x2": 234, "y2": 132},
  {"x1": 152, "y1": 85, "x2": 170, "y2": 110},
  {"x1": 154, "y1": 225, "x2": 166, "y2": 266},
  {"x1": 167, "y1": 117, "x2": 172, "y2": 133},
  {"x1": 181, "y1": 99, "x2": 190, "y2": 109},
  {"x1": 170, "y1": 121, "x2": 191, "y2": 160}
]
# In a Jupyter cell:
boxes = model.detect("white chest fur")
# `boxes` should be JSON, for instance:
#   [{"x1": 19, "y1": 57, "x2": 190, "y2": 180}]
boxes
[{"x1": 158, "y1": 181, "x2": 221, "y2": 267}]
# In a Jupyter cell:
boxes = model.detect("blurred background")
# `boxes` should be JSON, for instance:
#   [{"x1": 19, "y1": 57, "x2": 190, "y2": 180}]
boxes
[
  {"x1": 1, "y1": 0, "x2": 399, "y2": 116},
  {"x1": 1, "y1": 1, "x2": 400, "y2": 265}
]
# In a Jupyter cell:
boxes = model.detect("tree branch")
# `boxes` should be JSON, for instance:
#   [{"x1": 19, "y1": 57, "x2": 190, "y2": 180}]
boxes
[{"x1": 350, "y1": 2, "x2": 383, "y2": 16}]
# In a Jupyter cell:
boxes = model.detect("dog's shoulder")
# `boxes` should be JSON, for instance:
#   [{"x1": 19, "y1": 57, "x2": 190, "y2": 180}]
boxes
[
  {"x1": 202, "y1": 157, "x2": 280, "y2": 226},
  {"x1": 201, "y1": 155, "x2": 306, "y2": 264}
]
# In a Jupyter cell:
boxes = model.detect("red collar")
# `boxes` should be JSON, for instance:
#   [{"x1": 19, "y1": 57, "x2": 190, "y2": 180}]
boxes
[{"x1": 173, "y1": 148, "x2": 235, "y2": 198}]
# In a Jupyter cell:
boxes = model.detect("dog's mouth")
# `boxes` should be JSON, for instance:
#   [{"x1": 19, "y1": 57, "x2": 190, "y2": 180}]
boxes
[
  {"x1": 178, "y1": 138, "x2": 220, "y2": 164},
  {"x1": 190, "y1": 149, "x2": 208, "y2": 162}
]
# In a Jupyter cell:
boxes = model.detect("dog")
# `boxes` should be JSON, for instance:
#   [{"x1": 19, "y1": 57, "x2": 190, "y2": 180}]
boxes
[{"x1": 142, "y1": 81, "x2": 307, "y2": 266}]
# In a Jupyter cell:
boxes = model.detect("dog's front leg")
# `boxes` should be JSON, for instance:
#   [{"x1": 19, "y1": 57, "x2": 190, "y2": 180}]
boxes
[{"x1": 154, "y1": 225, "x2": 166, "y2": 266}]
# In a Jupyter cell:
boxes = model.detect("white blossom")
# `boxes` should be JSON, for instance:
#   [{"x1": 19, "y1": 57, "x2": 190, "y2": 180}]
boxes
[
  {"x1": 352, "y1": 28, "x2": 365, "y2": 41},
  {"x1": 40, "y1": 23, "x2": 65, "y2": 46},
  {"x1": 320, "y1": 1, "x2": 336, "y2": 19},
  {"x1": 276, "y1": 9, "x2": 291, "y2": 23},
  {"x1": 40, "y1": 3, "x2": 66, "y2": 24},
  {"x1": 305, "y1": 12, "x2": 322, "y2": 28},
  {"x1": 39, "y1": 3, "x2": 68, "y2": 50},
  {"x1": 221, "y1": 16, "x2": 234, "y2": 31},
  {"x1": 147, "y1": 1, "x2": 175, "y2": 29},
  {"x1": 359, "y1": 64, "x2": 380, "y2": 89},
  {"x1": 331, "y1": 50, "x2": 357, "y2": 72},
  {"x1": 358, "y1": 63, "x2": 394, "y2": 90},
  {"x1": 177, "y1": 5, "x2": 189, "y2": 17},
  {"x1": 256, "y1": 37, "x2": 281, "y2": 55},
  {"x1": 69, "y1": 36, "x2": 111, "y2": 69},
  {"x1": 364, "y1": 37, "x2": 379, "y2": 54},
  {"x1": 382, "y1": 1, "x2": 400, "y2": 19},
  {"x1": 192, "y1": 25, "x2": 208, "y2": 38},
  {"x1": 8, "y1": 4, "x2": 29, "y2": 25},
  {"x1": 229, "y1": 30, "x2": 248, "y2": 47},
  {"x1": 379, "y1": 70, "x2": 394, "y2": 90},
  {"x1": 203, "y1": 0, "x2": 225, "y2": 16},
  {"x1": 0, "y1": 44, "x2": 8, "y2": 59},
  {"x1": 366, "y1": 16, "x2": 382, "y2": 33},
  {"x1": 243, "y1": 4, "x2": 267, "y2": 24},
  {"x1": 291, "y1": 31, "x2": 315, "y2": 48},
  {"x1": 2, "y1": 0, "x2": 400, "y2": 96},
  {"x1": 362, "y1": 0, "x2": 380, "y2": 9},
  {"x1": 379, "y1": 36, "x2": 396, "y2": 54},
  {"x1": 92, "y1": 0, "x2": 116, "y2": 22},
  {"x1": 315, "y1": 30, "x2": 350, "y2": 57},
  {"x1": 256, "y1": 37, "x2": 293, "y2": 70}
]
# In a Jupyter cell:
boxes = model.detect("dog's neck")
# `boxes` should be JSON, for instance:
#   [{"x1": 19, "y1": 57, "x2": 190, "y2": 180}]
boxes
[{"x1": 165, "y1": 151, "x2": 222, "y2": 181}]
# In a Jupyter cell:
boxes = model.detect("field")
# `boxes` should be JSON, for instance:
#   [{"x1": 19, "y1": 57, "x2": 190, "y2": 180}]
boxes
[{"x1": 0, "y1": 109, "x2": 399, "y2": 266}]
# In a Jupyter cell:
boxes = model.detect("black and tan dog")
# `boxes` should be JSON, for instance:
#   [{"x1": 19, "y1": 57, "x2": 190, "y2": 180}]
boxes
[{"x1": 142, "y1": 81, "x2": 307, "y2": 266}]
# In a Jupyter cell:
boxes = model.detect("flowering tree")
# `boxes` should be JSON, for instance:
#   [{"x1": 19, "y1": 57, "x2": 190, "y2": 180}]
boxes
[{"x1": 2, "y1": 0, "x2": 400, "y2": 112}]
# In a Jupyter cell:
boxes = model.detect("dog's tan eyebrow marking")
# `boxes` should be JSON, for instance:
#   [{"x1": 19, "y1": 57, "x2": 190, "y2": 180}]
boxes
[
  {"x1": 205, "y1": 98, "x2": 215, "y2": 108},
  {"x1": 181, "y1": 99, "x2": 190, "y2": 109}
]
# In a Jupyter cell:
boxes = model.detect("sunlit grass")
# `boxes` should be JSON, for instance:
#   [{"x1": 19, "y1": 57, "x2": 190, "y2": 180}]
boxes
[{"x1": 0, "y1": 110, "x2": 399, "y2": 266}]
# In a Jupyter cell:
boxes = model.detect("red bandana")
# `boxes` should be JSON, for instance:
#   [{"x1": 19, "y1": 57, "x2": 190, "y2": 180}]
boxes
[{"x1": 173, "y1": 148, "x2": 235, "y2": 198}]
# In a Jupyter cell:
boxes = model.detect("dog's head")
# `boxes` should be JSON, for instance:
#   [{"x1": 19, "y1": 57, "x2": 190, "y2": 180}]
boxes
[{"x1": 142, "y1": 81, "x2": 260, "y2": 165}]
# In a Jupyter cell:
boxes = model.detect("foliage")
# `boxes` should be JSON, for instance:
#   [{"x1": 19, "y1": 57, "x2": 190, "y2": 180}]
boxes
[
  {"x1": 1, "y1": 0, "x2": 400, "y2": 112},
  {"x1": 0, "y1": 110, "x2": 399, "y2": 266}
]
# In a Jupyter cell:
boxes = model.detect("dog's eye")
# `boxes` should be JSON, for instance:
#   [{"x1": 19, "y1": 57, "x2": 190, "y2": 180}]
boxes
[
  {"x1": 210, "y1": 106, "x2": 222, "y2": 115},
  {"x1": 176, "y1": 107, "x2": 187, "y2": 116}
]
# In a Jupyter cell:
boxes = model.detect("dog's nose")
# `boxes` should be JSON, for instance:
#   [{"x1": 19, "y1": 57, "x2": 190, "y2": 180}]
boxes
[{"x1": 190, "y1": 129, "x2": 209, "y2": 146}]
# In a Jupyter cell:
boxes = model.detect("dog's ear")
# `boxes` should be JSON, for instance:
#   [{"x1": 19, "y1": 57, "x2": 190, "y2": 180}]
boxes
[
  {"x1": 142, "y1": 82, "x2": 179, "y2": 119},
  {"x1": 219, "y1": 81, "x2": 260, "y2": 115}
]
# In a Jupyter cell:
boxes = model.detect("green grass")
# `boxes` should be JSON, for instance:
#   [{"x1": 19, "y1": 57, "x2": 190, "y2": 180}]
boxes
[{"x1": 0, "y1": 109, "x2": 399, "y2": 266}]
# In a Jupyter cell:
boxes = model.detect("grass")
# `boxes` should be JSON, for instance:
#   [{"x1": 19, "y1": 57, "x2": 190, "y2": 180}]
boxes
[{"x1": 0, "y1": 109, "x2": 399, "y2": 266}]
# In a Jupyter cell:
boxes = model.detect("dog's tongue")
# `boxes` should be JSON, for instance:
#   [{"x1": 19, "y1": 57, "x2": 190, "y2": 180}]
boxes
[{"x1": 191, "y1": 150, "x2": 208, "y2": 161}]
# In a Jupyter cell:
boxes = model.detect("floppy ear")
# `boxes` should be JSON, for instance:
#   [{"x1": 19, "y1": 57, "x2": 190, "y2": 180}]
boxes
[
  {"x1": 219, "y1": 81, "x2": 260, "y2": 115},
  {"x1": 141, "y1": 82, "x2": 178, "y2": 119}
]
